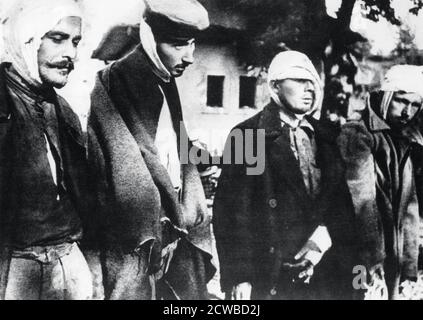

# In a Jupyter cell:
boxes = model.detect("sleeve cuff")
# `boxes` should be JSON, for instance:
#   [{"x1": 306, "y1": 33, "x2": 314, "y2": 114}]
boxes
[
  {"x1": 309, "y1": 225, "x2": 332, "y2": 253},
  {"x1": 304, "y1": 250, "x2": 325, "y2": 266}
]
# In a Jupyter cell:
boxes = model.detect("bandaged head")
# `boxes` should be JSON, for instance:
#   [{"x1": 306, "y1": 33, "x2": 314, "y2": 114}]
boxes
[
  {"x1": 267, "y1": 51, "x2": 323, "y2": 120},
  {"x1": 378, "y1": 65, "x2": 423, "y2": 121},
  {"x1": 2, "y1": 0, "x2": 82, "y2": 88}
]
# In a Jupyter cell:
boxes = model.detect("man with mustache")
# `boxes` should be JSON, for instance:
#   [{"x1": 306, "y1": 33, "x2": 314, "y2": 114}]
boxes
[
  {"x1": 0, "y1": 0, "x2": 92, "y2": 299},
  {"x1": 337, "y1": 65, "x2": 423, "y2": 299},
  {"x1": 214, "y1": 51, "x2": 356, "y2": 299},
  {"x1": 87, "y1": 0, "x2": 215, "y2": 299}
]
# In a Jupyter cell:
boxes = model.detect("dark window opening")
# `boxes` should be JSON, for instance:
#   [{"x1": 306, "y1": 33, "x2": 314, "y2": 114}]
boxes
[
  {"x1": 207, "y1": 76, "x2": 224, "y2": 107},
  {"x1": 239, "y1": 76, "x2": 257, "y2": 108}
]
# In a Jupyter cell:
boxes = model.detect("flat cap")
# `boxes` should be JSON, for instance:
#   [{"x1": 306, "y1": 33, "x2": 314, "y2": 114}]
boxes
[{"x1": 144, "y1": 0, "x2": 209, "y2": 41}]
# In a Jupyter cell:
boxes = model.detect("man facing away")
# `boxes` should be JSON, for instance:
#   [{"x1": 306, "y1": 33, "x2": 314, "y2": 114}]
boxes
[
  {"x1": 213, "y1": 51, "x2": 357, "y2": 300},
  {"x1": 88, "y1": 0, "x2": 215, "y2": 300},
  {"x1": 337, "y1": 65, "x2": 423, "y2": 299},
  {"x1": 0, "y1": 0, "x2": 92, "y2": 300}
]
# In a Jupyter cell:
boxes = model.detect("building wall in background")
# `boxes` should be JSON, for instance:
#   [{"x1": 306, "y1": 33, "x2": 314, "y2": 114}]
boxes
[{"x1": 178, "y1": 43, "x2": 269, "y2": 156}]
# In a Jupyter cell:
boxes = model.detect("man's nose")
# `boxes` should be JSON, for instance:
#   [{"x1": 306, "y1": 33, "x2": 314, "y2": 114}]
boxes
[
  {"x1": 304, "y1": 80, "x2": 314, "y2": 91},
  {"x1": 402, "y1": 104, "x2": 413, "y2": 118},
  {"x1": 62, "y1": 41, "x2": 77, "y2": 60},
  {"x1": 182, "y1": 46, "x2": 195, "y2": 65}
]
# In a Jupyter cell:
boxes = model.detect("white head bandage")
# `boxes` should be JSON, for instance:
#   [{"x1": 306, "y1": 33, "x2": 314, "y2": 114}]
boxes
[
  {"x1": 2, "y1": 0, "x2": 82, "y2": 87},
  {"x1": 267, "y1": 50, "x2": 323, "y2": 120}
]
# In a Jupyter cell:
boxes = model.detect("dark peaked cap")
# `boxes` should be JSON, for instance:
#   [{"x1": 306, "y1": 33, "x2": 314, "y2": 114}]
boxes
[{"x1": 144, "y1": 0, "x2": 210, "y2": 42}]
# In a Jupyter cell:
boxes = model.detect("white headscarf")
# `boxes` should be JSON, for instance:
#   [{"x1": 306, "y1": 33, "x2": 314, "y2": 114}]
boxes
[
  {"x1": 378, "y1": 65, "x2": 423, "y2": 120},
  {"x1": 267, "y1": 51, "x2": 323, "y2": 120},
  {"x1": 139, "y1": 0, "x2": 209, "y2": 83},
  {"x1": 139, "y1": 18, "x2": 172, "y2": 83},
  {"x1": 2, "y1": 0, "x2": 82, "y2": 87}
]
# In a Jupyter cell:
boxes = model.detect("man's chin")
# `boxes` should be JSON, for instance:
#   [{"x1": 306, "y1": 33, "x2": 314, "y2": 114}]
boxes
[
  {"x1": 42, "y1": 76, "x2": 69, "y2": 89},
  {"x1": 39, "y1": 69, "x2": 70, "y2": 88},
  {"x1": 393, "y1": 121, "x2": 410, "y2": 129},
  {"x1": 171, "y1": 68, "x2": 186, "y2": 78},
  {"x1": 48, "y1": 80, "x2": 68, "y2": 89},
  {"x1": 292, "y1": 105, "x2": 313, "y2": 115},
  {"x1": 172, "y1": 71, "x2": 184, "y2": 78}
]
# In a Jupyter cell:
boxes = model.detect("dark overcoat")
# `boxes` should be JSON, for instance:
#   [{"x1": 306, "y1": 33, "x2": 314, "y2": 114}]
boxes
[
  {"x1": 0, "y1": 62, "x2": 88, "y2": 299},
  {"x1": 87, "y1": 46, "x2": 215, "y2": 300},
  {"x1": 337, "y1": 93, "x2": 421, "y2": 299},
  {"x1": 213, "y1": 101, "x2": 358, "y2": 299}
]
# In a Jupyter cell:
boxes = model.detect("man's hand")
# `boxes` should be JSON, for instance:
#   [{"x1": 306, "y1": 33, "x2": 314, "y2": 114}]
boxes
[
  {"x1": 231, "y1": 282, "x2": 252, "y2": 300},
  {"x1": 282, "y1": 259, "x2": 314, "y2": 284},
  {"x1": 282, "y1": 239, "x2": 322, "y2": 284}
]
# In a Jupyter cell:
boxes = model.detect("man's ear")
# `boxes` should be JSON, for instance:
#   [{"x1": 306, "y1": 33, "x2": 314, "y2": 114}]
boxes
[{"x1": 270, "y1": 80, "x2": 279, "y2": 92}]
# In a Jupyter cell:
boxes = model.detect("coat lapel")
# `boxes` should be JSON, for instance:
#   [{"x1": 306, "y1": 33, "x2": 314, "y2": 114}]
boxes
[
  {"x1": 55, "y1": 98, "x2": 86, "y2": 150},
  {"x1": 0, "y1": 63, "x2": 12, "y2": 132},
  {"x1": 0, "y1": 63, "x2": 13, "y2": 300},
  {"x1": 268, "y1": 128, "x2": 311, "y2": 204},
  {"x1": 260, "y1": 102, "x2": 311, "y2": 204}
]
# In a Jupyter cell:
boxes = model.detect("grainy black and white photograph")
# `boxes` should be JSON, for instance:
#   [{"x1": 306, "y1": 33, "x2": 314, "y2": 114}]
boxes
[{"x1": 0, "y1": 0, "x2": 423, "y2": 305}]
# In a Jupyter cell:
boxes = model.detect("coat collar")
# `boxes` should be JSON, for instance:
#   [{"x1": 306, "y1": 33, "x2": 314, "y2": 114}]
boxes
[
  {"x1": 110, "y1": 44, "x2": 166, "y2": 88},
  {"x1": 0, "y1": 62, "x2": 83, "y2": 147},
  {"x1": 258, "y1": 100, "x2": 330, "y2": 141},
  {"x1": 55, "y1": 96, "x2": 85, "y2": 147},
  {"x1": 0, "y1": 63, "x2": 12, "y2": 120},
  {"x1": 367, "y1": 106, "x2": 391, "y2": 132},
  {"x1": 104, "y1": 45, "x2": 183, "y2": 143},
  {"x1": 364, "y1": 94, "x2": 391, "y2": 132},
  {"x1": 258, "y1": 100, "x2": 284, "y2": 137},
  {"x1": 258, "y1": 100, "x2": 313, "y2": 135}
]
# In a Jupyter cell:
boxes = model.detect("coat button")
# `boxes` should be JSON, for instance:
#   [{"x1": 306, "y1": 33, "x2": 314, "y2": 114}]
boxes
[{"x1": 269, "y1": 198, "x2": 277, "y2": 209}]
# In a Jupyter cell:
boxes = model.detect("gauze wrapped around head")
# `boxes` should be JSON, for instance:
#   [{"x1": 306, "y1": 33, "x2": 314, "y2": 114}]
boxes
[
  {"x1": 139, "y1": 18, "x2": 172, "y2": 83},
  {"x1": 267, "y1": 51, "x2": 323, "y2": 119},
  {"x1": 378, "y1": 65, "x2": 423, "y2": 120},
  {"x1": 2, "y1": 0, "x2": 82, "y2": 87}
]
